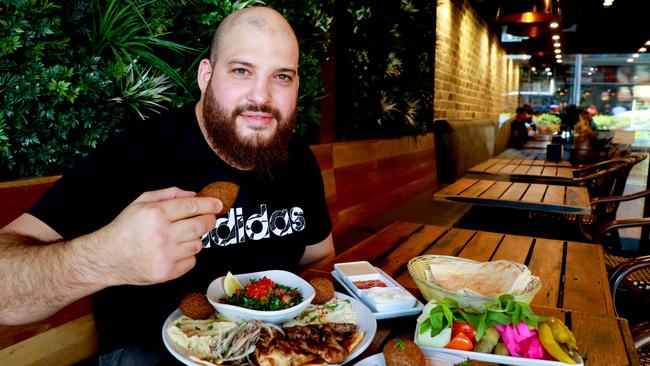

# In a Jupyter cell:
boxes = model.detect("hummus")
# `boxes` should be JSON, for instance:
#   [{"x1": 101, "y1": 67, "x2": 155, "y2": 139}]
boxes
[
  {"x1": 166, "y1": 315, "x2": 237, "y2": 359},
  {"x1": 283, "y1": 297, "x2": 357, "y2": 327}
]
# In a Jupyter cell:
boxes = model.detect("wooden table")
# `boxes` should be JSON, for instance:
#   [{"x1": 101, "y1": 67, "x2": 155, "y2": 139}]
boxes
[
  {"x1": 499, "y1": 147, "x2": 567, "y2": 160},
  {"x1": 434, "y1": 178, "x2": 592, "y2": 214},
  {"x1": 525, "y1": 140, "x2": 554, "y2": 149},
  {"x1": 469, "y1": 158, "x2": 573, "y2": 179},
  {"x1": 302, "y1": 221, "x2": 639, "y2": 365}
]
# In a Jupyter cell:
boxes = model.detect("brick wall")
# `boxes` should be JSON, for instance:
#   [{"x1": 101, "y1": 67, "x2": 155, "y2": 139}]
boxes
[{"x1": 435, "y1": 0, "x2": 519, "y2": 121}]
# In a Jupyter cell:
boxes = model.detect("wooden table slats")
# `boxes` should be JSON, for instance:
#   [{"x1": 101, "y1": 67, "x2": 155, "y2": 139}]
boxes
[
  {"x1": 434, "y1": 179, "x2": 592, "y2": 213},
  {"x1": 563, "y1": 241, "x2": 615, "y2": 315},
  {"x1": 469, "y1": 158, "x2": 573, "y2": 180},
  {"x1": 528, "y1": 238, "x2": 564, "y2": 309},
  {"x1": 302, "y1": 222, "x2": 639, "y2": 365}
]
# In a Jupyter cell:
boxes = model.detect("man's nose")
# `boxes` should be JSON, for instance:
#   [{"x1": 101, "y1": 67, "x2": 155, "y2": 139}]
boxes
[{"x1": 247, "y1": 78, "x2": 271, "y2": 105}]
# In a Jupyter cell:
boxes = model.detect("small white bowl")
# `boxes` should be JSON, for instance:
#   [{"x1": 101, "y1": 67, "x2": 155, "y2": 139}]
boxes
[{"x1": 206, "y1": 270, "x2": 315, "y2": 324}]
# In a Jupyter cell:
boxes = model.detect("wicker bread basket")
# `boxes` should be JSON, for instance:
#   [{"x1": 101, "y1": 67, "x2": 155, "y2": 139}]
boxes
[{"x1": 407, "y1": 255, "x2": 541, "y2": 310}]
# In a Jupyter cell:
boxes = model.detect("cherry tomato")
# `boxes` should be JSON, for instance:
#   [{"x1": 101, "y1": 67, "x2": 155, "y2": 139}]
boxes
[
  {"x1": 452, "y1": 321, "x2": 477, "y2": 345},
  {"x1": 446, "y1": 332, "x2": 474, "y2": 351}
]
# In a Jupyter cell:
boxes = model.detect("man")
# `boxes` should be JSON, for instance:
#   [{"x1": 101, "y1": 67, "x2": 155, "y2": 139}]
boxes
[
  {"x1": 0, "y1": 6, "x2": 333, "y2": 365},
  {"x1": 509, "y1": 106, "x2": 531, "y2": 149}
]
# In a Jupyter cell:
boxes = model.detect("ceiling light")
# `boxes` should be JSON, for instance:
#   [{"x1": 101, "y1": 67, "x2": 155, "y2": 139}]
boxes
[
  {"x1": 555, "y1": 54, "x2": 562, "y2": 59},
  {"x1": 588, "y1": 72, "x2": 592, "y2": 75},
  {"x1": 553, "y1": 42, "x2": 561, "y2": 47},
  {"x1": 640, "y1": 47, "x2": 647, "y2": 52},
  {"x1": 627, "y1": 58, "x2": 634, "y2": 62},
  {"x1": 646, "y1": 40, "x2": 650, "y2": 46},
  {"x1": 590, "y1": 67, "x2": 595, "y2": 71},
  {"x1": 531, "y1": 66, "x2": 537, "y2": 72},
  {"x1": 547, "y1": 71, "x2": 553, "y2": 76},
  {"x1": 496, "y1": 0, "x2": 561, "y2": 23},
  {"x1": 550, "y1": 22, "x2": 559, "y2": 28},
  {"x1": 552, "y1": 35, "x2": 560, "y2": 40},
  {"x1": 556, "y1": 59, "x2": 563, "y2": 63},
  {"x1": 554, "y1": 49, "x2": 561, "y2": 54},
  {"x1": 603, "y1": 0, "x2": 614, "y2": 7},
  {"x1": 545, "y1": 67, "x2": 551, "y2": 72},
  {"x1": 633, "y1": 53, "x2": 640, "y2": 58}
]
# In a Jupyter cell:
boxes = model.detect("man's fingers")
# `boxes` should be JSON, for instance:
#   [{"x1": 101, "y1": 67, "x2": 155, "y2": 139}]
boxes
[
  {"x1": 137, "y1": 187, "x2": 196, "y2": 203},
  {"x1": 170, "y1": 239, "x2": 204, "y2": 259},
  {"x1": 169, "y1": 256, "x2": 198, "y2": 281},
  {"x1": 159, "y1": 197, "x2": 222, "y2": 222},
  {"x1": 169, "y1": 215, "x2": 215, "y2": 244}
]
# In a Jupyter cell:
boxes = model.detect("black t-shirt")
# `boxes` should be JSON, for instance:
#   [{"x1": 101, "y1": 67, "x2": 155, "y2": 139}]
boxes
[
  {"x1": 27, "y1": 107, "x2": 332, "y2": 353},
  {"x1": 509, "y1": 119, "x2": 529, "y2": 149}
]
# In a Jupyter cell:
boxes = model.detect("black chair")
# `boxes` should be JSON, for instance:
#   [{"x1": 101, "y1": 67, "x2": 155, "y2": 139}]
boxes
[{"x1": 608, "y1": 255, "x2": 650, "y2": 363}]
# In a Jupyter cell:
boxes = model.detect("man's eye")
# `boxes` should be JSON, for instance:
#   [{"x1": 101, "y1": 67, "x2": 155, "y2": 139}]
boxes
[
  {"x1": 233, "y1": 68, "x2": 248, "y2": 75},
  {"x1": 276, "y1": 74, "x2": 291, "y2": 81}
]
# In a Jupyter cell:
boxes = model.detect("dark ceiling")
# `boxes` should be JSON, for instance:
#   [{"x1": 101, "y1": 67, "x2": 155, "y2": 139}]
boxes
[{"x1": 469, "y1": 0, "x2": 650, "y2": 57}]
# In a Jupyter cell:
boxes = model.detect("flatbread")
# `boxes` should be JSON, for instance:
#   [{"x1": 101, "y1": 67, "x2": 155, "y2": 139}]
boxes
[
  {"x1": 197, "y1": 182, "x2": 239, "y2": 216},
  {"x1": 425, "y1": 258, "x2": 538, "y2": 297}
]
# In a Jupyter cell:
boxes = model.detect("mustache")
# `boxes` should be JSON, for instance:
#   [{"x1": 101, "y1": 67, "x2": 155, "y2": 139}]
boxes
[{"x1": 232, "y1": 104, "x2": 282, "y2": 122}]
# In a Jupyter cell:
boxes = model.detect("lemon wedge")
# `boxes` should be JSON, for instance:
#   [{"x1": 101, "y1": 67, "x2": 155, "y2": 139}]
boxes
[{"x1": 223, "y1": 271, "x2": 243, "y2": 297}]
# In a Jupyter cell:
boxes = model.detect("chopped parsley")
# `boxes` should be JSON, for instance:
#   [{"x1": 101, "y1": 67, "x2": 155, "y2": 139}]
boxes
[
  {"x1": 175, "y1": 322, "x2": 181, "y2": 328},
  {"x1": 392, "y1": 339, "x2": 406, "y2": 350},
  {"x1": 324, "y1": 304, "x2": 339, "y2": 310},
  {"x1": 208, "y1": 325, "x2": 214, "y2": 330}
]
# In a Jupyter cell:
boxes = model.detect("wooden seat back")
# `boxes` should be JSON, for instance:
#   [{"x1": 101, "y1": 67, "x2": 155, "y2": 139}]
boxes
[{"x1": 311, "y1": 133, "x2": 437, "y2": 234}]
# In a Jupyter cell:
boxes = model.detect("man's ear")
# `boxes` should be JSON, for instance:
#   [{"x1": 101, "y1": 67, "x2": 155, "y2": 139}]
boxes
[{"x1": 197, "y1": 59, "x2": 212, "y2": 94}]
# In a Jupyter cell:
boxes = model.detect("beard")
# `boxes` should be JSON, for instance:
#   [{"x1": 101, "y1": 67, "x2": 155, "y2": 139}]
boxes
[{"x1": 202, "y1": 86, "x2": 296, "y2": 172}]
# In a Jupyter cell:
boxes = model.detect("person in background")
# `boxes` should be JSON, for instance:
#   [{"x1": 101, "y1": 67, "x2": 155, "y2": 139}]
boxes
[
  {"x1": 523, "y1": 103, "x2": 536, "y2": 133},
  {"x1": 573, "y1": 109, "x2": 598, "y2": 147},
  {"x1": 509, "y1": 106, "x2": 532, "y2": 149},
  {"x1": 0, "y1": 6, "x2": 334, "y2": 365}
]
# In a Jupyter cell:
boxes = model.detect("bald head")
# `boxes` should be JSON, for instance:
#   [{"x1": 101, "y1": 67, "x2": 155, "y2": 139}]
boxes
[{"x1": 209, "y1": 7, "x2": 299, "y2": 66}]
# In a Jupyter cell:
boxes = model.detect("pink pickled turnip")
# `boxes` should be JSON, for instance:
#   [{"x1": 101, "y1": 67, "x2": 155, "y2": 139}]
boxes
[{"x1": 495, "y1": 321, "x2": 545, "y2": 359}]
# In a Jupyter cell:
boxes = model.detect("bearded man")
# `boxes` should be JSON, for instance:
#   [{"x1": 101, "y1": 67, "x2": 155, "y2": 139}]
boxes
[{"x1": 0, "y1": 6, "x2": 333, "y2": 365}]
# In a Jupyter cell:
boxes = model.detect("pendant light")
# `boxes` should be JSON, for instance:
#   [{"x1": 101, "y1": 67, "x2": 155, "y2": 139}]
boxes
[{"x1": 496, "y1": 0, "x2": 561, "y2": 24}]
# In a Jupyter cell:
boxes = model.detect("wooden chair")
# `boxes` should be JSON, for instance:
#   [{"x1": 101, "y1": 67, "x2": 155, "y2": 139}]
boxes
[{"x1": 508, "y1": 154, "x2": 646, "y2": 199}]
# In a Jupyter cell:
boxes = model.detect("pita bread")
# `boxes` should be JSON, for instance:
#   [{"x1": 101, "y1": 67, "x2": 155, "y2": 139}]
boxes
[
  {"x1": 425, "y1": 258, "x2": 538, "y2": 297},
  {"x1": 197, "y1": 182, "x2": 239, "y2": 216}
]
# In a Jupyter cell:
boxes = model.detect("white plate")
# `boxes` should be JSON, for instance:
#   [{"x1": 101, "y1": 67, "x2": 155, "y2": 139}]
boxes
[
  {"x1": 354, "y1": 351, "x2": 465, "y2": 366},
  {"x1": 332, "y1": 269, "x2": 424, "y2": 320},
  {"x1": 162, "y1": 292, "x2": 377, "y2": 366},
  {"x1": 414, "y1": 323, "x2": 584, "y2": 366},
  {"x1": 206, "y1": 269, "x2": 315, "y2": 324}
]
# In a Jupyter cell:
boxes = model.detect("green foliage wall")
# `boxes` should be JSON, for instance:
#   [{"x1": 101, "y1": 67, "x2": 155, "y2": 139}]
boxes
[
  {"x1": 0, "y1": 0, "x2": 332, "y2": 180},
  {"x1": 336, "y1": 0, "x2": 435, "y2": 139}
]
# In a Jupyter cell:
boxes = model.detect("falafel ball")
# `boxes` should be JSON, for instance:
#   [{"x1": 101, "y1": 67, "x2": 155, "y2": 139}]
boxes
[
  {"x1": 179, "y1": 293, "x2": 214, "y2": 320},
  {"x1": 383, "y1": 338, "x2": 426, "y2": 366},
  {"x1": 309, "y1": 277, "x2": 335, "y2": 304}
]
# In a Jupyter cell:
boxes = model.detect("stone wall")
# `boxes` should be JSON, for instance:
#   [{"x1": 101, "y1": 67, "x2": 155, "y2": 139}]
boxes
[{"x1": 435, "y1": 0, "x2": 520, "y2": 121}]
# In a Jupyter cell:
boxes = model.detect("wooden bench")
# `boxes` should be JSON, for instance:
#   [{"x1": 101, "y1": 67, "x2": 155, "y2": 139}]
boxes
[{"x1": 0, "y1": 133, "x2": 440, "y2": 365}]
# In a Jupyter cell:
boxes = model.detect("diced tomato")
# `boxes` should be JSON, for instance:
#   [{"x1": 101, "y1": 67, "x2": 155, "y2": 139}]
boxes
[
  {"x1": 245, "y1": 277, "x2": 276, "y2": 300},
  {"x1": 281, "y1": 295, "x2": 291, "y2": 304},
  {"x1": 446, "y1": 332, "x2": 474, "y2": 351},
  {"x1": 452, "y1": 321, "x2": 477, "y2": 345}
]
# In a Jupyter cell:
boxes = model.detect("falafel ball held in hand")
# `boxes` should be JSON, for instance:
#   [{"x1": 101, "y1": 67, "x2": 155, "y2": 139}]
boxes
[{"x1": 0, "y1": 6, "x2": 333, "y2": 365}]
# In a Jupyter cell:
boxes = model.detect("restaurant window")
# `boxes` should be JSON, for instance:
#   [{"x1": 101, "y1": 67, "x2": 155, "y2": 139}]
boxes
[{"x1": 517, "y1": 54, "x2": 650, "y2": 147}]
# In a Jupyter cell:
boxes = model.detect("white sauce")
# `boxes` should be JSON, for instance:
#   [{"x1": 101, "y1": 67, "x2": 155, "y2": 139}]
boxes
[{"x1": 362, "y1": 287, "x2": 412, "y2": 303}]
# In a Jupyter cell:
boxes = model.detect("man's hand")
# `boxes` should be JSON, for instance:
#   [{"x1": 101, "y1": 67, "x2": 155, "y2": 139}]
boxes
[{"x1": 97, "y1": 187, "x2": 221, "y2": 286}]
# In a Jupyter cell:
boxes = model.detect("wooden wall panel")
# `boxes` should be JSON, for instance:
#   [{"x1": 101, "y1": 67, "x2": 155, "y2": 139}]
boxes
[{"x1": 0, "y1": 176, "x2": 60, "y2": 227}]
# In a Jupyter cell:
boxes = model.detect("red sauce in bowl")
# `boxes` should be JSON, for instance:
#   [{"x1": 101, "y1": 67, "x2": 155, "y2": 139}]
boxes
[{"x1": 353, "y1": 279, "x2": 388, "y2": 289}]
